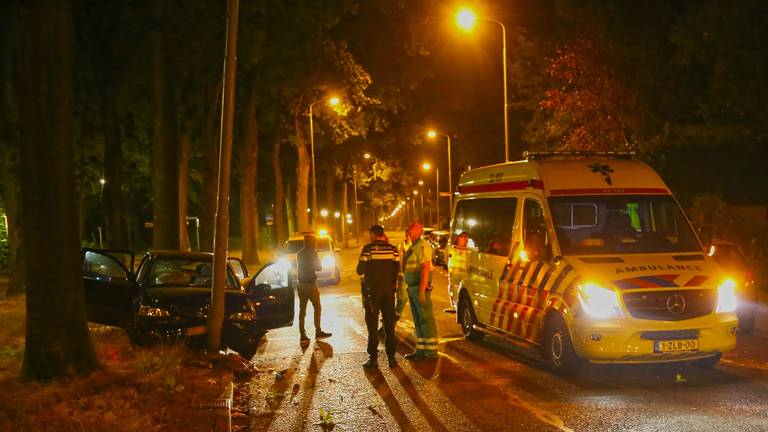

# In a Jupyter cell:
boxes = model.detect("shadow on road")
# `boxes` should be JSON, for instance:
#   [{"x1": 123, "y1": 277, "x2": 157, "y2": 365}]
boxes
[{"x1": 364, "y1": 369, "x2": 416, "y2": 431}]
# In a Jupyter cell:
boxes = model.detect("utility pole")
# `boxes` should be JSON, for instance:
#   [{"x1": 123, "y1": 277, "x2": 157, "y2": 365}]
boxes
[{"x1": 208, "y1": 0, "x2": 239, "y2": 352}]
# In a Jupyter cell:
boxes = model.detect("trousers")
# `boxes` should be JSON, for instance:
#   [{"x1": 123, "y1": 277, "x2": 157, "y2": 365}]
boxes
[
  {"x1": 364, "y1": 288, "x2": 396, "y2": 358},
  {"x1": 406, "y1": 283, "x2": 438, "y2": 357},
  {"x1": 298, "y1": 282, "x2": 321, "y2": 336}
]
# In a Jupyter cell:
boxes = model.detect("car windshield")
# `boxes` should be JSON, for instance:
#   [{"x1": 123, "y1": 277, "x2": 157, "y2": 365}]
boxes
[
  {"x1": 284, "y1": 238, "x2": 331, "y2": 253},
  {"x1": 147, "y1": 258, "x2": 237, "y2": 289},
  {"x1": 548, "y1": 195, "x2": 701, "y2": 255}
]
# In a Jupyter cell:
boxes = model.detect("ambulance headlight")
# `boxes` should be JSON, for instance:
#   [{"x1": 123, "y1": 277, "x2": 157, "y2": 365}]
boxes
[
  {"x1": 578, "y1": 283, "x2": 623, "y2": 319},
  {"x1": 321, "y1": 255, "x2": 336, "y2": 268},
  {"x1": 716, "y1": 278, "x2": 738, "y2": 313}
]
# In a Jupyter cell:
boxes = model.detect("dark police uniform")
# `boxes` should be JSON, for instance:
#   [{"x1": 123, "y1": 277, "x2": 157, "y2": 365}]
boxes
[{"x1": 357, "y1": 238, "x2": 400, "y2": 363}]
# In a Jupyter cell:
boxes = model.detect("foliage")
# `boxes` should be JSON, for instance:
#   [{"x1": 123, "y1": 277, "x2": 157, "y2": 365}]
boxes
[{"x1": 526, "y1": 39, "x2": 639, "y2": 151}]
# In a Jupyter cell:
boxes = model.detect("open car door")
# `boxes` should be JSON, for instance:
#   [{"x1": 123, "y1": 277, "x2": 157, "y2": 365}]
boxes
[
  {"x1": 246, "y1": 261, "x2": 295, "y2": 329},
  {"x1": 81, "y1": 249, "x2": 136, "y2": 327}
]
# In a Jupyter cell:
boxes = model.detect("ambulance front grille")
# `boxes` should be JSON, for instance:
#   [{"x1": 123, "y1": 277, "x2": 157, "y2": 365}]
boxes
[{"x1": 622, "y1": 289, "x2": 715, "y2": 321}]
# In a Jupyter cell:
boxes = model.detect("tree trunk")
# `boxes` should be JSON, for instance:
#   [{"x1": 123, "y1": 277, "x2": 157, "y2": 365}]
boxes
[
  {"x1": 342, "y1": 179, "x2": 349, "y2": 248},
  {"x1": 324, "y1": 167, "x2": 334, "y2": 214},
  {"x1": 149, "y1": 0, "x2": 180, "y2": 250},
  {"x1": 101, "y1": 83, "x2": 126, "y2": 249},
  {"x1": 0, "y1": 150, "x2": 24, "y2": 296},
  {"x1": 15, "y1": 0, "x2": 98, "y2": 380},
  {"x1": 272, "y1": 136, "x2": 285, "y2": 245},
  {"x1": 178, "y1": 119, "x2": 191, "y2": 250},
  {"x1": 293, "y1": 106, "x2": 310, "y2": 232},
  {"x1": 199, "y1": 79, "x2": 220, "y2": 251},
  {"x1": 285, "y1": 187, "x2": 295, "y2": 236},
  {"x1": 240, "y1": 87, "x2": 260, "y2": 266}
]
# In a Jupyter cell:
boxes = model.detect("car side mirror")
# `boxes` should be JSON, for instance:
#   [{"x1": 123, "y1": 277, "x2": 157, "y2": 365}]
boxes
[{"x1": 698, "y1": 227, "x2": 714, "y2": 251}]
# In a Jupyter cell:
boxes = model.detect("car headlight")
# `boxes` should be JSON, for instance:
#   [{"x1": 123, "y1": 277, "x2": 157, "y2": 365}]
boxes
[
  {"x1": 138, "y1": 305, "x2": 171, "y2": 318},
  {"x1": 321, "y1": 255, "x2": 335, "y2": 268},
  {"x1": 578, "y1": 282, "x2": 624, "y2": 319},
  {"x1": 228, "y1": 311, "x2": 256, "y2": 321},
  {"x1": 716, "y1": 278, "x2": 738, "y2": 313}
]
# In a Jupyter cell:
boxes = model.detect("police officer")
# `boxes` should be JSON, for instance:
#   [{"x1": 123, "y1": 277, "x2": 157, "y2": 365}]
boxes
[
  {"x1": 357, "y1": 225, "x2": 401, "y2": 369},
  {"x1": 402, "y1": 222, "x2": 438, "y2": 360}
]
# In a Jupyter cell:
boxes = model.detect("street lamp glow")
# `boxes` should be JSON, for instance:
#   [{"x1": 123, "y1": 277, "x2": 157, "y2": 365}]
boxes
[
  {"x1": 413, "y1": 190, "x2": 419, "y2": 195},
  {"x1": 418, "y1": 180, "x2": 424, "y2": 186},
  {"x1": 456, "y1": 7, "x2": 478, "y2": 32},
  {"x1": 320, "y1": 209, "x2": 329, "y2": 217},
  {"x1": 328, "y1": 96, "x2": 341, "y2": 106},
  {"x1": 99, "y1": 178, "x2": 106, "y2": 185},
  {"x1": 334, "y1": 211, "x2": 341, "y2": 218},
  {"x1": 422, "y1": 162, "x2": 431, "y2": 171},
  {"x1": 426, "y1": 129, "x2": 437, "y2": 139},
  {"x1": 363, "y1": 152, "x2": 371, "y2": 159}
]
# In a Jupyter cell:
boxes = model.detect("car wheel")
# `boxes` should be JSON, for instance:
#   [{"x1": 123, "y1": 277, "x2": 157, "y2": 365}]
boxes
[
  {"x1": 458, "y1": 294, "x2": 484, "y2": 341},
  {"x1": 543, "y1": 314, "x2": 582, "y2": 376},
  {"x1": 695, "y1": 353, "x2": 721, "y2": 368},
  {"x1": 738, "y1": 307, "x2": 756, "y2": 334}
]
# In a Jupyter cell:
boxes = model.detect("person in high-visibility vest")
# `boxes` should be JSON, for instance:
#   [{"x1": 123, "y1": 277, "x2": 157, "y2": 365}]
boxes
[{"x1": 402, "y1": 222, "x2": 438, "y2": 360}]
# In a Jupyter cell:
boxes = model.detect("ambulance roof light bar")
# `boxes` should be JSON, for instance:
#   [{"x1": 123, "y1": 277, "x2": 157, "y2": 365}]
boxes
[{"x1": 523, "y1": 150, "x2": 637, "y2": 161}]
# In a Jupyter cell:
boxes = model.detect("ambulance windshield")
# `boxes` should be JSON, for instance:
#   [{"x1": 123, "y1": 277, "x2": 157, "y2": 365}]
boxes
[{"x1": 548, "y1": 195, "x2": 701, "y2": 255}]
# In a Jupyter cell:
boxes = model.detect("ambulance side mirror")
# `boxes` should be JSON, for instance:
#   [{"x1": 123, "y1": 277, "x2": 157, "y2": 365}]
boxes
[{"x1": 698, "y1": 227, "x2": 714, "y2": 251}]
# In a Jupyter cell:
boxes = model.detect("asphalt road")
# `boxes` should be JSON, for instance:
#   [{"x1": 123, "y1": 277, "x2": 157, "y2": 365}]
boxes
[{"x1": 237, "y1": 233, "x2": 768, "y2": 432}]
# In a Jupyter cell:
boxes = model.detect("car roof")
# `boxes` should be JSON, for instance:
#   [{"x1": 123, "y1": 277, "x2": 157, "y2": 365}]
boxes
[
  {"x1": 287, "y1": 234, "x2": 332, "y2": 241},
  {"x1": 149, "y1": 250, "x2": 214, "y2": 260}
]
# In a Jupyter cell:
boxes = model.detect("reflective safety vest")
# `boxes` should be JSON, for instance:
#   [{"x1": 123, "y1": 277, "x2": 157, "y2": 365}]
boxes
[{"x1": 403, "y1": 238, "x2": 432, "y2": 286}]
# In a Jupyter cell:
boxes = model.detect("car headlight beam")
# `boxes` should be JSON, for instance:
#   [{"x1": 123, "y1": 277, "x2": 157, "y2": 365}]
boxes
[
  {"x1": 578, "y1": 282, "x2": 624, "y2": 319},
  {"x1": 716, "y1": 278, "x2": 738, "y2": 313},
  {"x1": 321, "y1": 255, "x2": 335, "y2": 269}
]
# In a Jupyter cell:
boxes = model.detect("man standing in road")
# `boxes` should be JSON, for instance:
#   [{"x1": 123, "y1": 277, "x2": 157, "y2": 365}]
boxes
[
  {"x1": 357, "y1": 225, "x2": 401, "y2": 369},
  {"x1": 402, "y1": 222, "x2": 438, "y2": 360},
  {"x1": 297, "y1": 234, "x2": 332, "y2": 343}
]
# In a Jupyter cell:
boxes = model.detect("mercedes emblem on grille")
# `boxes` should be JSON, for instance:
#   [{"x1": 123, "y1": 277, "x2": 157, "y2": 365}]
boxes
[{"x1": 666, "y1": 294, "x2": 686, "y2": 314}]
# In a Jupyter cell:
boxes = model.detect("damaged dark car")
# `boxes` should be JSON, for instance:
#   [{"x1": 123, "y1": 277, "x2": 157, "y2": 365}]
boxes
[{"x1": 81, "y1": 249, "x2": 295, "y2": 359}]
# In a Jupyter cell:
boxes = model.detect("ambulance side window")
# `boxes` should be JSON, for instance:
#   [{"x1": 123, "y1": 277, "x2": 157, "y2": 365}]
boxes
[
  {"x1": 453, "y1": 198, "x2": 517, "y2": 256},
  {"x1": 523, "y1": 199, "x2": 552, "y2": 261}
]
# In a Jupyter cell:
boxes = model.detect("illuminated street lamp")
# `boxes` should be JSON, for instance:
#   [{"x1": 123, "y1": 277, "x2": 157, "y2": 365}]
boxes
[
  {"x1": 320, "y1": 209, "x2": 329, "y2": 218},
  {"x1": 363, "y1": 152, "x2": 371, "y2": 160},
  {"x1": 418, "y1": 180, "x2": 424, "y2": 186},
  {"x1": 455, "y1": 6, "x2": 510, "y2": 162},
  {"x1": 308, "y1": 95, "x2": 341, "y2": 228},
  {"x1": 426, "y1": 129, "x2": 454, "y2": 210}
]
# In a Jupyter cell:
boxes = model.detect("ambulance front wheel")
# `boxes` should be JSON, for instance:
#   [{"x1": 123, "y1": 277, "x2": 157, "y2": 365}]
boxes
[
  {"x1": 543, "y1": 314, "x2": 582, "y2": 376},
  {"x1": 459, "y1": 294, "x2": 484, "y2": 341}
]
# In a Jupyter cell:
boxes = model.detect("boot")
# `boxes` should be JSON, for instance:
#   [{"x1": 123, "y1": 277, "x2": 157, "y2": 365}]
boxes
[
  {"x1": 316, "y1": 330, "x2": 332, "y2": 339},
  {"x1": 362, "y1": 356, "x2": 378, "y2": 369},
  {"x1": 387, "y1": 355, "x2": 398, "y2": 369}
]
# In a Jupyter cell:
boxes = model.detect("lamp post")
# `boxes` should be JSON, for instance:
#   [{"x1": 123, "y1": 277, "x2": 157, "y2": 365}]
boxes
[
  {"x1": 422, "y1": 162, "x2": 439, "y2": 227},
  {"x1": 456, "y1": 7, "x2": 510, "y2": 162},
  {"x1": 308, "y1": 95, "x2": 340, "y2": 228},
  {"x1": 426, "y1": 129, "x2": 454, "y2": 211}
]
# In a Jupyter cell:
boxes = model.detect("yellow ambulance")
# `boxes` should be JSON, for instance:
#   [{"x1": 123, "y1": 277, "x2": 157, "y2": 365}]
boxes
[{"x1": 447, "y1": 151, "x2": 739, "y2": 374}]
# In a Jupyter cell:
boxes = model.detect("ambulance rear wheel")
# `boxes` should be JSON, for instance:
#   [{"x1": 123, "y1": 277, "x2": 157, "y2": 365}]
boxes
[
  {"x1": 543, "y1": 314, "x2": 581, "y2": 376},
  {"x1": 459, "y1": 295, "x2": 484, "y2": 341}
]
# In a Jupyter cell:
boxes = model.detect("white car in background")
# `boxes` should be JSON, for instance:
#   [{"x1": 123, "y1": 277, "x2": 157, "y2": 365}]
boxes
[{"x1": 278, "y1": 233, "x2": 341, "y2": 285}]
